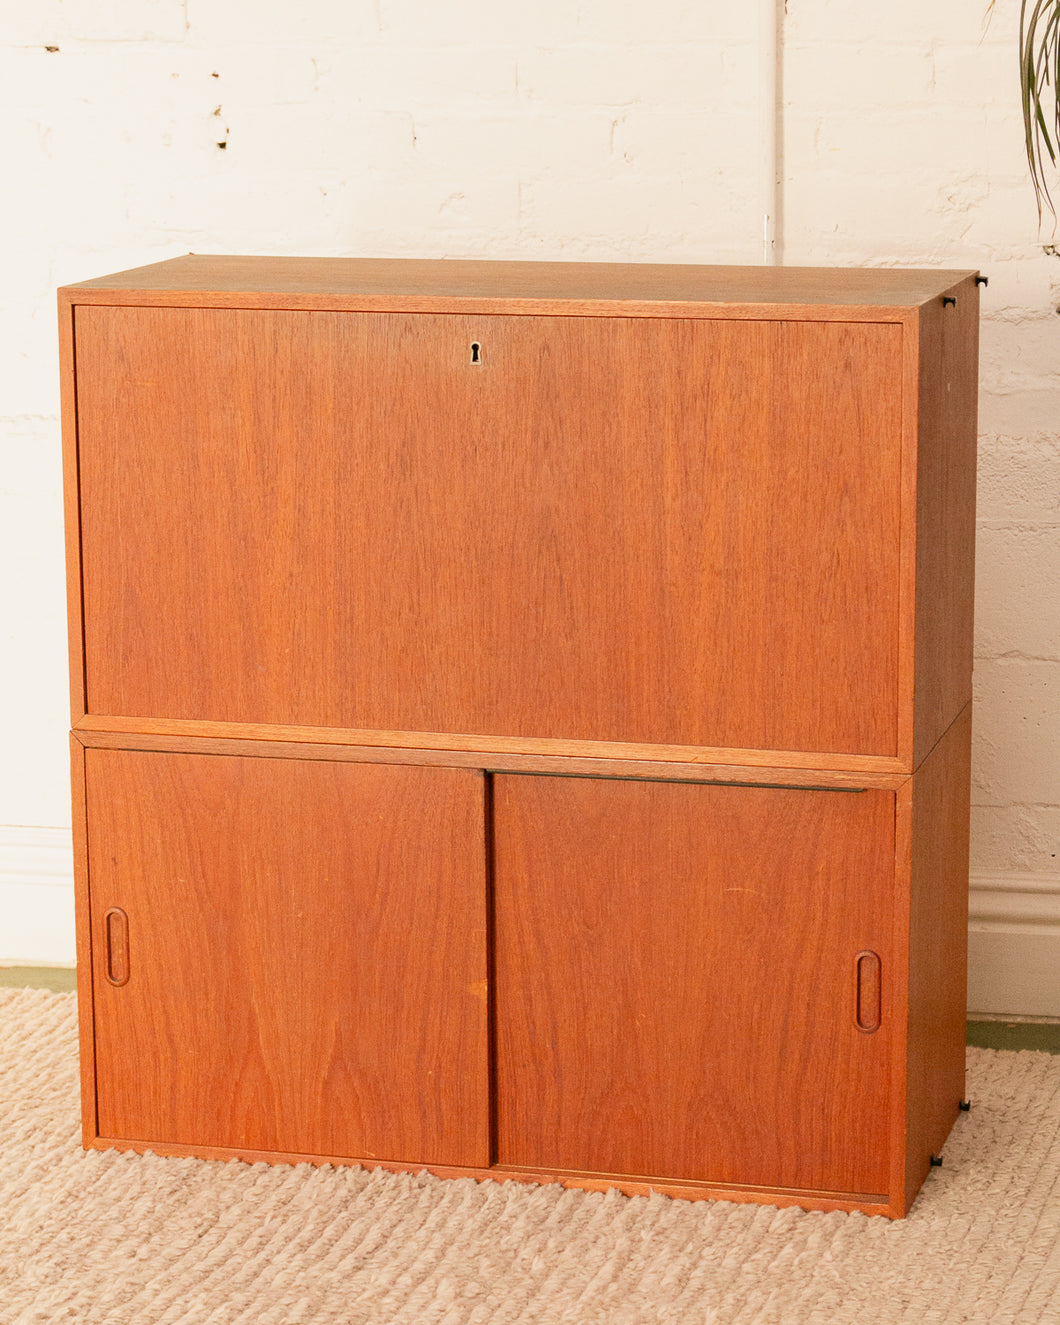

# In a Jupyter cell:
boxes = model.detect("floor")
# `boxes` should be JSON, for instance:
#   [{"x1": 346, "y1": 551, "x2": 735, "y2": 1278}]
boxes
[
  {"x1": 3, "y1": 965, "x2": 1058, "y2": 1053},
  {"x1": 966, "y1": 1018, "x2": 1060, "y2": 1054},
  {"x1": 0, "y1": 965, "x2": 77, "y2": 993}
]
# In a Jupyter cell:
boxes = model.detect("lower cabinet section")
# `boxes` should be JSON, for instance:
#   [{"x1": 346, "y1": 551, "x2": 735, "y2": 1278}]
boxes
[
  {"x1": 84, "y1": 750, "x2": 490, "y2": 1167},
  {"x1": 491, "y1": 774, "x2": 895, "y2": 1198},
  {"x1": 75, "y1": 735, "x2": 969, "y2": 1216}
]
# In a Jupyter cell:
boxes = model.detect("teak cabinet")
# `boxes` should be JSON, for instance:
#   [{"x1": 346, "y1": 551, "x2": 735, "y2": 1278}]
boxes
[{"x1": 60, "y1": 256, "x2": 978, "y2": 1218}]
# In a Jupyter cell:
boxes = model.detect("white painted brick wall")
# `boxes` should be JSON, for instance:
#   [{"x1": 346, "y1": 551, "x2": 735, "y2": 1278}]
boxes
[{"x1": 1, "y1": 0, "x2": 1058, "y2": 972}]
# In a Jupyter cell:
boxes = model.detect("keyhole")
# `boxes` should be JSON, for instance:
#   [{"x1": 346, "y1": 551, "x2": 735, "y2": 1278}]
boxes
[{"x1": 470, "y1": 341, "x2": 481, "y2": 364}]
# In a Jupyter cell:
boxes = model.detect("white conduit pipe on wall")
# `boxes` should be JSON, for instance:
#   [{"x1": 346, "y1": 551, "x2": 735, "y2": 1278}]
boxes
[{"x1": 760, "y1": 0, "x2": 780, "y2": 264}]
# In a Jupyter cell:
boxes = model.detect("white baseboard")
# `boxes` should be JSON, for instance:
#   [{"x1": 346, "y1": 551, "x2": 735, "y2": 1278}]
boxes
[
  {"x1": 1, "y1": 829, "x2": 1057, "y2": 1015},
  {"x1": 967, "y1": 871, "x2": 1060, "y2": 1019},
  {"x1": 0, "y1": 826, "x2": 75, "y2": 965}
]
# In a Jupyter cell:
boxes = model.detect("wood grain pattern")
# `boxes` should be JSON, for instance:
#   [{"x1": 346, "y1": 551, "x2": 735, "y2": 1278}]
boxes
[
  {"x1": 63, "y1": 258, "x2": 977, "y2": 1218},
  {"x1": 887, "y1": 770, "x2": 915, "y2": 1212},
  {"x1": 58, "y1": 295, "x2": 85, "y2": 722},
  {"x1": 492, "y1": 774, "x2": 896, "y2": 1195},
  {"x1": 894, "y1": 307, "x2": 923, "y2": 768},
  {"x1": 76, "y1": 306, "x2": 903, "y2": 757},
  {"x1": 69, "y1": 733, "x2": 97, "y2": 1147},
  {"x1": 61, "y1": 254, "x2": 974, "y2": 318},
  {"x1": 903, "y1": 705, "x2": 972, "y2": 1208},
  {"x1": 73, "y1": 726, "x2": 911, "y2": 789},
  {"x1": 911, "y1": 283, "x2": 979, "y2": 767},
  {"x1": 85, "y1": 749, "x2": 489, "y2": 1166},
  {"x1": 73, "y1": 716, "x2": 909, "y2": 775}
]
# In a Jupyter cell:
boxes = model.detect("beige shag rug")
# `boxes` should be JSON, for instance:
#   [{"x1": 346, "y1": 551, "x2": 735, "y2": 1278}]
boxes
[{"x1": 2, "y1": 989, "x2": 1059, "y2": 1325}]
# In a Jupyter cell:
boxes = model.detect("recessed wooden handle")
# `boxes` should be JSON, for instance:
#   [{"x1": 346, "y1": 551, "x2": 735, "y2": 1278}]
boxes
[
  {"x1": 855, "y1": 950, "x2": 881, "y2": 1033},
  {"x1": 104, "y1": 907, "x2": 130, "y2": 986}
]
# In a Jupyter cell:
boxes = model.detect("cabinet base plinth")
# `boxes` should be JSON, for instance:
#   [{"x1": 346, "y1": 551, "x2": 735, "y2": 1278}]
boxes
[{"x1": 87, "y1": 1136, "x2": 903, "y2": 1218}]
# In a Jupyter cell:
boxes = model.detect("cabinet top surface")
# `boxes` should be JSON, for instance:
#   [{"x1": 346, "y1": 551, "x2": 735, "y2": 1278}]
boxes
[{"x1": 60, "y1": 255, "x2": 977, "y2": 312}]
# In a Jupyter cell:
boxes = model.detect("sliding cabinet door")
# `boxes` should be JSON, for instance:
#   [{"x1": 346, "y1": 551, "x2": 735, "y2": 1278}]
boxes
[
  {"x1": 86, "y1": 750, "x2": 489, "y2": 1167},
  {"x1": 493, "y1": 774, "x2": 896, "y2": 1197}
]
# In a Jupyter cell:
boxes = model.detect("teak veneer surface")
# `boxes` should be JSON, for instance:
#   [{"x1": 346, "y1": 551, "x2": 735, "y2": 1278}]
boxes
[
  {"x1": 492, "y1": 774, "x2": 896, "y2": 1195},
  {"x1": 76, "y1": 305, "x2": 903, "y2": 757},
  {"x1": 62, "y1": 254, "x2": 974, "y2": 314},
  {"x1": 911, "y1": 293, "x2": 979, "y2": 765},
  {"x1": 73, "y1": 715, "x2": 908, "y2": 776},
  {"x1": 72, "y1": 726, "x2": 910, "y2": 790},
  {"x1": 85, "y1": 750, "x2": 489, "y2": 1166},
  {"x1": 62, "y1": 256, "x2": 978, "y2": 1219},
  {"x1": 903, "y1": 707, "x2": 972, "y2": 1208}
]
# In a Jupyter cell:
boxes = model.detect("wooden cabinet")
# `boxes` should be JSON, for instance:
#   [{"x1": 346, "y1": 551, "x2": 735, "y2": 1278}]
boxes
[{"x1": 61, "y1": 257, "x2": 978, "y2": 1217}]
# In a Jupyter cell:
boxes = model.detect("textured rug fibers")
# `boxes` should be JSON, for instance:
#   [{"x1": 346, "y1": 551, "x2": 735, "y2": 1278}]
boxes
[{"x1": 1, "y1": 989, "x2": 1058, "y2": 1325}]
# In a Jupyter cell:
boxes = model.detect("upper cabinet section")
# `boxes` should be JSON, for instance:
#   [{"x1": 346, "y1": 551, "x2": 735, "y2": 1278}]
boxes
[{"x1": 61, "y1": 257, "x2": 979, "y2": 769}]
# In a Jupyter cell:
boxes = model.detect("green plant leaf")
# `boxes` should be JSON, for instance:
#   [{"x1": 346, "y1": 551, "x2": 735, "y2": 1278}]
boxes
[{"x1": 1020, "y1": 0, "x2": 1060, "y2": 225}]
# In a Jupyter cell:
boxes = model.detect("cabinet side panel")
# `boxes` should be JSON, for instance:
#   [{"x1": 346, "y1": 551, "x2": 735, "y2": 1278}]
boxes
[
  {"x1": 70, "y1": 734, "x2": 97, "y2": 1146},
  {"x1": 59, "y1": 296, "x2": 85, "y2": 721},
  {"x1": 904, "y1": 706, "x2": 971, "y2": 1209},
  {"x1": 493, "y1": 775, "x2": 897, "y2": 1196},
  {"x1": 87, "y1": 751, "x2": 489, "y2": 1167},
  {"x1": 912, "y1": 282, "x2": 978, "y2": 766}
]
